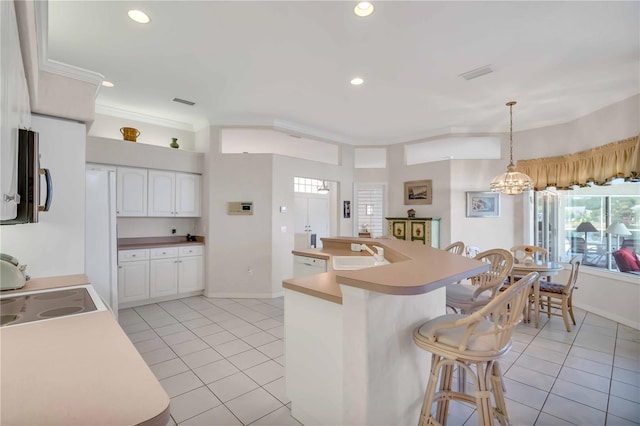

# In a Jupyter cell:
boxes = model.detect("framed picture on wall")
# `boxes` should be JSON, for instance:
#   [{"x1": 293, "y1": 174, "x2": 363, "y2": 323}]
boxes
[
  {"x1": 466, "y1": 191, "x2": 500, "y2": 217},
  {"x1": 404, "y1": 180, "x2": 432, "y2": 205}
]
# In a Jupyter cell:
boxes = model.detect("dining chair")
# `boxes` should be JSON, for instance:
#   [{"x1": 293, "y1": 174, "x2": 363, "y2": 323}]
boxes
[
  {"x1": 446, "y1": 249, "x2": 514, "y2": 314},
  {"x1": 465, "y1": 245, "x2": 481, "y2": 258},
  {"x1": 414, "y1": 272, "x2": 539, "y2": 426},
  {"x1": 533, "y1": 255, "x2": 582, "y2": 331},
  {"x1": 444, "y1": 241, "x2": 465, "y2": 256}
]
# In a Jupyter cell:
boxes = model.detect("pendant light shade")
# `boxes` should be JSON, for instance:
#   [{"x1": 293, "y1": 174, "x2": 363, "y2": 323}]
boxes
[
  {"x1": 490, "y1": 101, "x2": 534, "y2": 194},
  {"x1": 317, "y1": 180, "x2": 330, "y2": 193}
]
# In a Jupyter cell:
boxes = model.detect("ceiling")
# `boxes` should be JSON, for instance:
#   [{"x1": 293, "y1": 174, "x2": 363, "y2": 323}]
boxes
[{"x1": 46, "y1": 1, "x2": 639, "y2": 146}]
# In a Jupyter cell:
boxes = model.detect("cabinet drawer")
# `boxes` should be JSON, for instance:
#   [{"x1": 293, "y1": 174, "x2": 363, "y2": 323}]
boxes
[
  {"x1": 150, "y1": 247, "x2": 179, "y2": 259},
  {"x1": 118, "y1": 249, "x2": 149, "y2": 262},
  {"x1": 179, "y1": 245, "x2": 204, "y2": 257}
]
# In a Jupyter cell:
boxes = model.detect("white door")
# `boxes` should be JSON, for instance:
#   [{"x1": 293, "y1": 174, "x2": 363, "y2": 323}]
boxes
[
  {"x1": 294, "y1": 194, "x2": 330, "y2": 249},
  {"x1": 148, "y1": 170, "x2": 175, "y2": 216}
]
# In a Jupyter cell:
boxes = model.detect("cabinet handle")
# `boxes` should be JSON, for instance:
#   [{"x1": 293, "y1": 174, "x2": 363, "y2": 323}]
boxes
[{"x1": 132, "y1": 254, "x2": 136, "y2": 257}]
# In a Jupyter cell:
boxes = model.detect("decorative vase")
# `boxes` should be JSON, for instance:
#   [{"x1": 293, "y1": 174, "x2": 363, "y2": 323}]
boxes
[{"x1": 170, "y1": 138, "x2": 179, "y2": 149}]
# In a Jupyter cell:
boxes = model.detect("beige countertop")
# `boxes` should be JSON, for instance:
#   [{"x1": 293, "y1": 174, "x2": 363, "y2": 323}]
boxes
[
  {"x1": 118, "y1": 235, "x2": 205, "y2": 250},
  {"x1": 284, "y1": 237, "x2": 488, "y2": 304},
  {"x1": 0, "y1": 275, "x2": 170, "y2": 426}
]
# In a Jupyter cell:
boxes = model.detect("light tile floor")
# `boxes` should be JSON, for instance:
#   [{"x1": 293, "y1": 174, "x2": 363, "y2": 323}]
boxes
[{"x1": 119, "y1": 297, "x2": 640, "y2": 426}]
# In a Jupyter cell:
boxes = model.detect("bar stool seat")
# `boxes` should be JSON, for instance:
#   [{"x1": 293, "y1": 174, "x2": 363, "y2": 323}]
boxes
[{"x1": 414, "y1": 272, "x2": 538, "y2": 426}]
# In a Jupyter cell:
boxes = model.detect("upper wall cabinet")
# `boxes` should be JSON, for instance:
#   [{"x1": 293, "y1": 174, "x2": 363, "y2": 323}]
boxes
[
  {"x1": 148, "y1": 171, "x2": 201, "y2": 217},
  {"x1": 117, "y1": 167, "x2": 148, "y2": 217}
]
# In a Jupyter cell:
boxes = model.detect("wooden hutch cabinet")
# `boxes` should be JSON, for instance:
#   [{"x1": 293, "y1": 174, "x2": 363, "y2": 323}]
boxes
[{"x1": 385, "y1": 217, "x2": 440, "y2": 248}]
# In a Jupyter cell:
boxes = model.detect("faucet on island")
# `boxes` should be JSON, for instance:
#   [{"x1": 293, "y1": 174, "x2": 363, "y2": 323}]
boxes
[{"x1": 360, "y1": 243, "x2": 385, "y2": 263}]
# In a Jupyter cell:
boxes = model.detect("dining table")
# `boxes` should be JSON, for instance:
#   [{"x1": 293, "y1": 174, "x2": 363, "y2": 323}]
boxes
[{"x1": 511, "y1": 261, "x2": 565, "y2": 328}]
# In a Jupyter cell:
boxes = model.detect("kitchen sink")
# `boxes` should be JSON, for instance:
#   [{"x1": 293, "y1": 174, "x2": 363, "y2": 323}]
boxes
[
  {"x1": 0, "y1": 285, "x2": 107, "y2": 327},
  {"x1": 332, "y1": 256, "x2": 390, "y2": 271}
]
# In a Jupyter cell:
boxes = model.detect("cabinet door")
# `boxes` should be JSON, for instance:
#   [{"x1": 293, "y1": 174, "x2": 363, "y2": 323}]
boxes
[
  {"x1": 175, "y1": 173, "x2": 201, "y2": 217},
  {"x1": 116, "y1": 167, "x2": 147, "y2": 216},
  {"x1": 148, "y1": 170, "x2": 175, "y2": 217},
  {"x1": 118, "y1": 260, "x2": 149, "y2": 303},
  {"x1": 178, "y1": 255, "x2": 204, "y2": 293},
  {"x1": 149, "y1": 258, "x2": 179, "y2": 298}
]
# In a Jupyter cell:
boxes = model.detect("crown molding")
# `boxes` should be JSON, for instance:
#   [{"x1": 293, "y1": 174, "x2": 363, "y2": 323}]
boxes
[
  {"x1": 34, "y1": 0, "x2": 103, "y2": 91},
  {"x1": 95, "y1": 104, "x2": 195, "y2": 131}
]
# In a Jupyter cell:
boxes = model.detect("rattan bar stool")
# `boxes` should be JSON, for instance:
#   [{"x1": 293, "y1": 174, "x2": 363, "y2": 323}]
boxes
[{"x1": 413, "y1": 272, "x2": 538, "y2": 426}]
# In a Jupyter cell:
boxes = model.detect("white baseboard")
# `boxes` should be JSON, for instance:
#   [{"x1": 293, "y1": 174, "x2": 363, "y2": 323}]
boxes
[
  {"x1": 574, "y1": 302, "x2": 640, "y2": 330},
  {"x1": 203, "y1": 291, "x2": 283, "y2": 299}
]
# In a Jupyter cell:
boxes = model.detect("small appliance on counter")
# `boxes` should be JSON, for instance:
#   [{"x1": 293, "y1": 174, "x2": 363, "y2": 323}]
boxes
[
  {"x1": 186, "y1": 234, "x2": 197, "y2": 242},
  {"x1": 0, "y1": 253, "x2": 29, "y2": 290}
]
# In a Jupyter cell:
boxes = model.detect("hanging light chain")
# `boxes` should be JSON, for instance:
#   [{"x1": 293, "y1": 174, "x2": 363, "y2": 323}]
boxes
[{"x1": 507, "y1": 101, "x2": 516, "y2": 166}]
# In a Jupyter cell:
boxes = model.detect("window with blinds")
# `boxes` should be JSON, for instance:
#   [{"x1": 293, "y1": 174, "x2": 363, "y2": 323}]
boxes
[{"x1": 355, "y1": 184, "x2": 385, "y2": 237}]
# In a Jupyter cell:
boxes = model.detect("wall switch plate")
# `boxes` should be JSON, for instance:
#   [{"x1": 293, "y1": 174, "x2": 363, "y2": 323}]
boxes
[
  {"x1": 280, "y1": 206, "x2": 288, "y2": 213},
  {"x1": 281, "y1": 226, "x2": 287, "y2": 233}
]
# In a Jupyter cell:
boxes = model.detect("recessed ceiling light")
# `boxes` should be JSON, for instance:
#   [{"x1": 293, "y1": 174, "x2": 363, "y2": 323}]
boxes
[
  {"x1": 350, "y1": 77, "x2": 364, "y2": 86},
  {"x1": 101, "y1": 81, "x2": 114, "y2": 88},
  {"x1": 128, "y1": 10, "x2": 150, "y2": 24},
  {"x1": 354, "y1": 2, "x2": 374, "y2": 17}
]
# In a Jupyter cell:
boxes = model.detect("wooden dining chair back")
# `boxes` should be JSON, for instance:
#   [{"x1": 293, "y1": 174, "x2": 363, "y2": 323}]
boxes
[
  {"x1": 536, "y1": 255, "x2": 583, "y2": 331},
  {"x1": 510, "y1": 245, "x2": 548, "y2": 264},
  {"x1": 444, "y1": 241, "x2": 465, "y2": 256},
  {"x1": 446, "y1": 249, "x2": 514, "y2": 314}
]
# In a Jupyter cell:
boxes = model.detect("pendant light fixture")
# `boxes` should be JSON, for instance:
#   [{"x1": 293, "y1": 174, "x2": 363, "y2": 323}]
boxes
[
  {"x1": 317, "y1": 180, "x2": 330, "y2": 193},
  {"x1": 490, "y1": 101, "x2": 534, "y2": 194}
]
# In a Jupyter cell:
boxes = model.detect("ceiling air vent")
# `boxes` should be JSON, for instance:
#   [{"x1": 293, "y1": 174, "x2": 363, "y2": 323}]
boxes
[
  {"x1": 172, "y1": 97, "x2": 195, "y2": 106},
  {"x1": 459, "y1": 65, "x2": 493, "y2": 81}
]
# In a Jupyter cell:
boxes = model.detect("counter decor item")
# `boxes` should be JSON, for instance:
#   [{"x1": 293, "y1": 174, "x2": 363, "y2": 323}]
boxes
[
  {"x1": 170, "y1": 138, "x2": 180, "y2": 149},
  {"x1": 404, "y1": 179, "x2": 432, "y2": 205},
  {"x1": 407, "y1": 209, "x2": 416, "y2": 218},
  {"x1": 120, "y1": 127, "x2": 140, "y2": 142}
]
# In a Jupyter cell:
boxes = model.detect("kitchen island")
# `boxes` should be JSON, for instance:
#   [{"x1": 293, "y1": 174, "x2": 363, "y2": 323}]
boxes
[
  {"x1": 0, "y1": 275, "x2": 170, "y2": 426},
  {"x1": 282, "y1": 237, "x2": 488, "y2": 426}
]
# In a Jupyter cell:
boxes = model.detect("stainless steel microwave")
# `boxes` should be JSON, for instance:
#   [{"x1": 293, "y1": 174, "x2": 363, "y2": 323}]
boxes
[{"x1": 1, "y1": 129, "x2": 52, "y2": 225}]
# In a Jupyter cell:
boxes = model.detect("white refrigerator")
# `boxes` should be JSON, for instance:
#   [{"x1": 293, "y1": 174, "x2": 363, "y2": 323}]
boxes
[{"x1": 85, "y1": 168, "x2": 118, "y2": 317}]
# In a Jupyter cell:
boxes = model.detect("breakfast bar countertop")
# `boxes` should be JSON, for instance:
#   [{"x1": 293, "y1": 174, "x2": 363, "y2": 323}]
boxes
[
  {"x1": 284, "y1": 237, "x2": 488, "y2": 303},
  {"x1": 0, "y1": 275, "x2": 170, "y2": 426}
]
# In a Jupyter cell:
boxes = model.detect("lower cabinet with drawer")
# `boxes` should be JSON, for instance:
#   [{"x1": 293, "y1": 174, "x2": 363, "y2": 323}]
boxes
[
  {"x1": 293, "y1": 255, "x2": 328, "y2": 278},
  {"x1": 118, "y1": 245, "x2": 204, "y2": 307}
]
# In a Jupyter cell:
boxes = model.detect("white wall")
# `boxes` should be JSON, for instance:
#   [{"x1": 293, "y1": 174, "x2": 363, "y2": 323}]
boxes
[
  {"x1": 1, "y1": 115, "x2": 86, "y2": 278},
  {"x1": 89, "y1": 113, "x2": 197, "y2": 151},
  {"x1": 117, "y1": 218, "x2": 197, "y2": 238}
]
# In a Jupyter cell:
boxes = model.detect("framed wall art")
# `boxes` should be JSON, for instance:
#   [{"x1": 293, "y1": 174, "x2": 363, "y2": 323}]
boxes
[
  {"x1": 466, "y1": 191, "x2": 500, "y2": 217},
  {"x1": 404, "y1": 180, "x2": 432, "y2": 205}
]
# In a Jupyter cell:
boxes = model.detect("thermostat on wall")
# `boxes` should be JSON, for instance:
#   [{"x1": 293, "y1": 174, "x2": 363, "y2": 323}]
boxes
[{"x1": 228, "y1": 201, "x2": 253, "y2": 215}]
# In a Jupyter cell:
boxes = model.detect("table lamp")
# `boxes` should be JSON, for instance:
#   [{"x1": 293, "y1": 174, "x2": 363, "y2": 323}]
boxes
[
  {"x1": 606, "y1": 222, "x2": 631, "y2": 250},
  {"x1": 576, "y1": 221, "x2": 598, "y2": 242}
]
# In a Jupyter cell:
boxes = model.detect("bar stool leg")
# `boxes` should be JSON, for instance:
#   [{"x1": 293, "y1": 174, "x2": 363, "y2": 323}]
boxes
[
  {"x1": 473, "y1": 362, "x2": 493, "y2": 426},
  {"x1": 490, "y1": 362, "x2": 510, "y2": 426},
  {"x1": 419, "y1": 354, "x2": 441, "y2": 426},
  {"x1": 435, "y1": 362, "x2": 455, "y2": 424}
]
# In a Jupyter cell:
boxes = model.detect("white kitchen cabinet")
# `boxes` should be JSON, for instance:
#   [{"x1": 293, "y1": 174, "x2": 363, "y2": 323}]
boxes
[
  {"x1": 175, "y1": 172, "x2": 201, "y2": 217},
  {"x1": 179, "y1": 254, "x2": 204, "y2": 293},
  {"x1": 293, "y1": 255, "x2": 327, "y2": 278},
  {"x1": 116, "y1": 167, "x2": 147, "y2": 216},
  {"x1": 149, "y1": 258, "x2": 179, "y2": 298},
  {"x1": 147, "y1": 171, "x2": 201, "y2": 217},
  {"x1": 118, "y1": 249, "x2": 150, "y2": 304}
]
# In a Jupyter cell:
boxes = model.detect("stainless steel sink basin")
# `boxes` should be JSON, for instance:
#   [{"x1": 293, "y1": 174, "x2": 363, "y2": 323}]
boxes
[
  {"x1": 332, "y1": 256, "x2": 390, "y2": 270},
  {"x1": 0, "y1": 285, "x2": 107, "y2": 327}
]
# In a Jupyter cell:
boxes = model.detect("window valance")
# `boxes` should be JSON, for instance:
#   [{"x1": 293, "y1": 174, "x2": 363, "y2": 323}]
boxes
[{"x1": 516, "y1": 135, "x2": 639, "y2": 190}]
